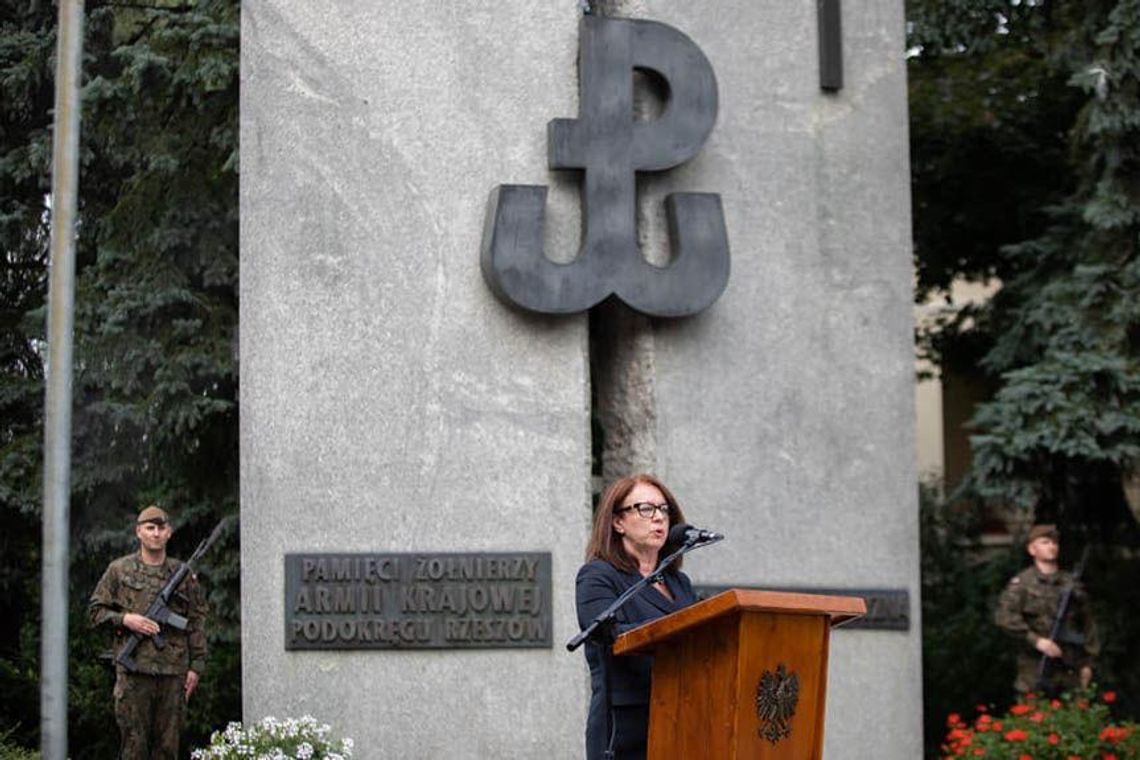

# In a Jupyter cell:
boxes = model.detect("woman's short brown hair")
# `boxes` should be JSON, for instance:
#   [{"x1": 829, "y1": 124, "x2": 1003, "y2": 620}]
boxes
[{"x1": 585, "y1": 473, "x2": 687, "y2": 574}]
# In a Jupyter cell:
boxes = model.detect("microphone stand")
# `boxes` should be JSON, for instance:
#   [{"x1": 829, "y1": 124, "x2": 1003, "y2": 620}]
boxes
[{"x1": 567, "y1": 535, "x2": 722, "y2": 760}]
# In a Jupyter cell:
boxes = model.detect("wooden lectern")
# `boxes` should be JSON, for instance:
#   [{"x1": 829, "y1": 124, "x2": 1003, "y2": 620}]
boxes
[{"x1": 613, "y1": 589, "x2": 865, "y2": 759}]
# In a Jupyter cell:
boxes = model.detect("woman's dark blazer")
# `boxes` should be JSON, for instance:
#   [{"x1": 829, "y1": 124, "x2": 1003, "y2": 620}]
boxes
[{"x1": 575, "y1": 558, "x2": 698, "y2": 760}]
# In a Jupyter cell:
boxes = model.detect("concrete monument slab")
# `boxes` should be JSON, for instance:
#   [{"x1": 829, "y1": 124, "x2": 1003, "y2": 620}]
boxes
[{"x1": 242, "y1": 1, "x2": 921, "y2": 757}]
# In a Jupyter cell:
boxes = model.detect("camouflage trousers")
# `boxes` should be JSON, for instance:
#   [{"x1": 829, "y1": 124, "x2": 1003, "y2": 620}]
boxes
[
  {"x1": 1014, "y1": 654, "x2": 1081, "y2": 696},
  {"x1": 113, "y1": 670, "x2": 185, "y2": 760}
]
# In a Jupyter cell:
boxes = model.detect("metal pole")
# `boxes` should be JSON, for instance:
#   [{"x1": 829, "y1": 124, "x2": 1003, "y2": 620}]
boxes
[{"x1": 41, "y1": 1, "x2": 84, "y2": 758}]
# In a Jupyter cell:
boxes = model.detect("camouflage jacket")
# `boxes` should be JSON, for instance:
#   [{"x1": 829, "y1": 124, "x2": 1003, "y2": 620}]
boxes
[
  {"x1": 89, "y1": 553, "x2": 208, "y2": 676},
  {"x1": 995, "y1": 565, "x2": 1100, "y2": 666}
]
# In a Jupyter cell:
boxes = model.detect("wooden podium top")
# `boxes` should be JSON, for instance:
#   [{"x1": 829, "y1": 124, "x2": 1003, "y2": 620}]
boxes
[{"x1": 613, "y1": 588, "x2": 866, "y2": 656}]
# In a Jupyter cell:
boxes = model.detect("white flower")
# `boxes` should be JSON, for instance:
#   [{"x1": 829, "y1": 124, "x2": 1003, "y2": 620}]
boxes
[{"x1": 190, "y1": 716, "x2": 355, "y2": 759}]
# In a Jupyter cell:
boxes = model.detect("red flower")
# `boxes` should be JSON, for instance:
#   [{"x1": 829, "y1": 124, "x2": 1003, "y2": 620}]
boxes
[
  {"x1": 1051, "y1": 699, "x2": 1063, "y2": 709},
  {"x1": 1010, "y1": 704, "x2": 1032, "y2": 715},
  {"x1": 1004, "y1": 729, "x2": 1028, "y2": 742},
  {"x1": 1029, "y1": 711, "x2": 1044, "y2": 723},
  {"x1": 948, "y1": 713, "x2": 961, "y2": 726},
  {"x1": 993, "y1": 721, "x2": 1003, "y2": 732},
  {"x1": 1018, "y1": 754, "x2": 1032, "y2": 760},
  {"x1": 976, "y1": 704, "x2": 989, "y2": 713},
  {"x1": 1103, "y1": 691, "x2": 1117, "y2": 704},
  {"x1": 1099, "y1": 726, "x2": 1131, "y2": 744},
  {"x1": 1048, "y1": 733, "x2": 1059, "y2": 745},
  {"x1": 1102, "y1": 754, "x2": 1116, "y2": 760},
  {"x1": 973, "y1": 750, "x2": 985, "y2": 757}
]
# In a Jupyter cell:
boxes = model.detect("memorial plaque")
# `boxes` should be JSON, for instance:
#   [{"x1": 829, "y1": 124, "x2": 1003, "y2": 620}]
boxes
[{"x1": 285, "y1": 552, "x2": 553, "y2": 650}]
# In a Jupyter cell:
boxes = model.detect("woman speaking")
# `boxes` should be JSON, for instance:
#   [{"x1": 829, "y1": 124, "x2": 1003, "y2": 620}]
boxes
[{"x1": 575, "y1": 474, "x2": 698, "y2": 760}]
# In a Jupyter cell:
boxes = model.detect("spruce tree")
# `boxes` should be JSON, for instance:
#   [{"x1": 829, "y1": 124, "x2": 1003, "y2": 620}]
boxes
[{"x1": 1, "y1": 1, "x2": 239, "y2": 752}]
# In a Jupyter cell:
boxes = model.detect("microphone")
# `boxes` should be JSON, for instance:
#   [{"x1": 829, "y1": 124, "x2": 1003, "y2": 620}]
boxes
[
  {"x1": 684, "y1": 525, "x2": 724, "y2": 543},
  {"x1": 665, "y1": 523, "x2": 724, "y2": 551}
]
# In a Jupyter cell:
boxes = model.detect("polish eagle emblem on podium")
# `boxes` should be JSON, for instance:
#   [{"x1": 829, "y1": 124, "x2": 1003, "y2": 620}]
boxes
[{"x1": 755, "y1": 662, "x2": 800, "y2": 744}]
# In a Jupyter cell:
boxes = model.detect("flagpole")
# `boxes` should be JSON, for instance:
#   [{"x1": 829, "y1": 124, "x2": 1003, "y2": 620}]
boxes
[{"x1": 42, "y1": 2, "x2": 84, "y2": 757}]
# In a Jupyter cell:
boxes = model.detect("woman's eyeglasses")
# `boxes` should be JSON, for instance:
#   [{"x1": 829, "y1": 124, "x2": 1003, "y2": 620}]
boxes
[{"x1": 618, "y1": 502, "x2": 671, "y2": 519}]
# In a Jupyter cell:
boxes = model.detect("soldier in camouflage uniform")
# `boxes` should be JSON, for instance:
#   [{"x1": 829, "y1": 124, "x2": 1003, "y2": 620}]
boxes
[
  {"x1": 995, "y1": 524, "x2": 1099, "y2": 695},
  {"x1": 89, "y1": 505, "x2": 208, "y2": 760}
]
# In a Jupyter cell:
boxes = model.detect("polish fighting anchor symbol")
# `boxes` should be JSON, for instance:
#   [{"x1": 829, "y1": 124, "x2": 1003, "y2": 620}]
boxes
[{"x1": 481, "y1": 15, "x2": 729, "y2": 317}]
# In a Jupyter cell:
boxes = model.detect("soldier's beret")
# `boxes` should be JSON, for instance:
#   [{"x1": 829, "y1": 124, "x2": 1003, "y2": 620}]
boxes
[
  {"x1": 1026, "y1": 524, "x2": 1059, "y2": 544},
  {"x1": 137, "y1": 505, "x2": 169, "y2": 525}
]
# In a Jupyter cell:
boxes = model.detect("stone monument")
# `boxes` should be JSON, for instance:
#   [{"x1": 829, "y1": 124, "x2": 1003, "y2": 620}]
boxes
[{"x1": 241, "y1": 1, "x2": 920, "y2": 757}]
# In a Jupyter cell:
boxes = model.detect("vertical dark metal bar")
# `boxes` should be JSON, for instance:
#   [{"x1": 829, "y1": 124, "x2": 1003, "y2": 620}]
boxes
[
  {"x1": 818, "y1": 0, "x2": 843, "y2": 92},
  {"x1": 42, "y1": 1, "x2": 84, "y2": 758}
]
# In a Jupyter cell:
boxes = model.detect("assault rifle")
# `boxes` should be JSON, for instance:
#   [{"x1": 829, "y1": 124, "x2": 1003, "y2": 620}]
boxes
[
  {"x1": 116, "y1": 518, "x2": 228, "y2": 672},
  {"x1": 1035, "y1": 543, "x2": 1091, "y2": 695}
]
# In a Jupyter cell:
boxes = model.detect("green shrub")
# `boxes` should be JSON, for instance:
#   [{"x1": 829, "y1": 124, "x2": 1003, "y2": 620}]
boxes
[
  {"x1": 921, "y1": 488, "x2": 1023, "y2": 753},
  {"x1": 0, "y1": 727, "x2": 39, "y2": 760},
  {"x1": 941, "y1": 690, "x2": 1138, "y2": 758}
]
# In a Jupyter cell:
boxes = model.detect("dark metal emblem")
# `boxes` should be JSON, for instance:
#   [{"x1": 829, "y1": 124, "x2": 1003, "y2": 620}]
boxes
[
  {"x1": 481, "y1": 15, "x2": 729, "y2": 317},
  {"x1": 756, "y1": 663, "x2": 799, "y2": 744},
  {"x1": 817, "y1": 0, "x2": 844, "y2": 91}
]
